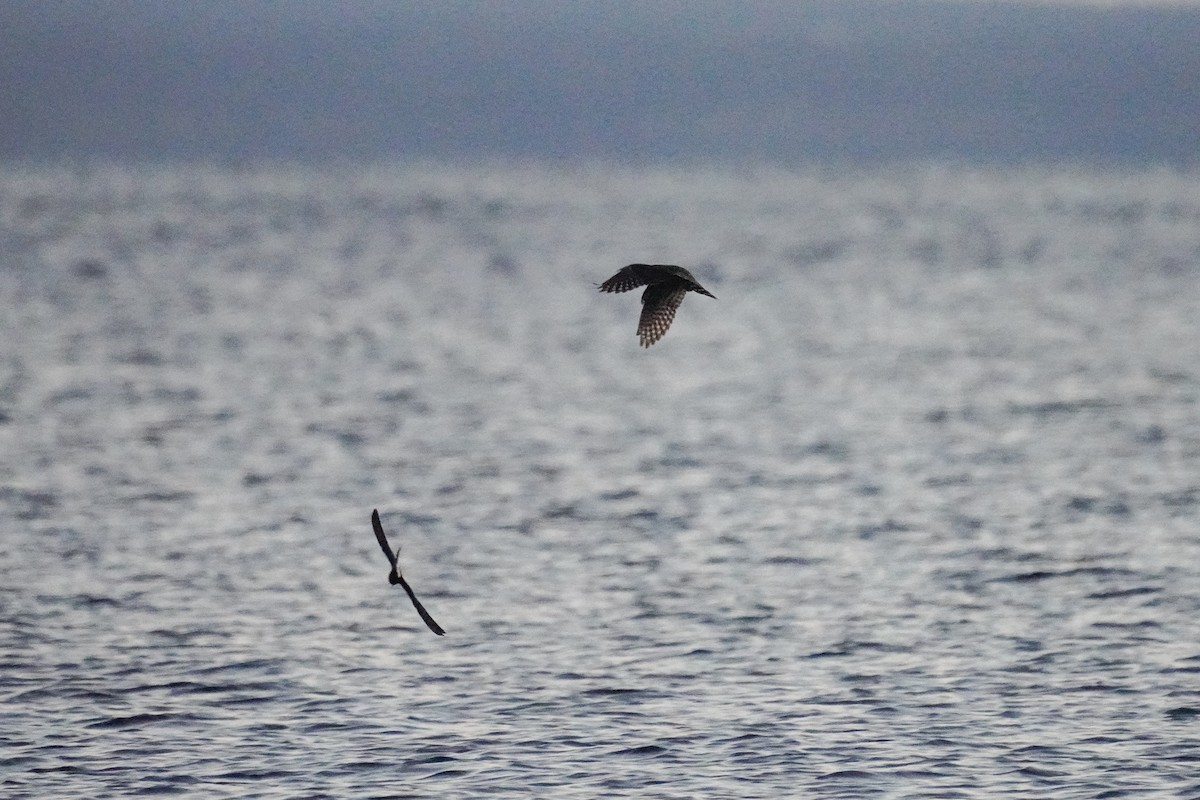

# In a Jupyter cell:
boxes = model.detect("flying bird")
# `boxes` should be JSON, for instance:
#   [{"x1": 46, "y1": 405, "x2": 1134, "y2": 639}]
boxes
[
  {"x1": 371, "y1": 509, "x2": 446, "y2": 636},
  {"x1": 597, "y1": 263, "x2": 717, "y2": 347}
]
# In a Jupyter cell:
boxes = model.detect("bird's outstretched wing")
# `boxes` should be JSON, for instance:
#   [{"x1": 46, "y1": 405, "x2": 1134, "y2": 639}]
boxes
[
  {"x1": 638, "y1": 285, "x2": 687, "y2": 347},
  {"x1": 598, "y1": 264, "x2": 659, "y2": 294},
  {"x1": 371, "y1": 509, "x2": 397, "y2": 569},
  {"x1": 397, "y1": 578, "x2": 446, "y2": 636}
]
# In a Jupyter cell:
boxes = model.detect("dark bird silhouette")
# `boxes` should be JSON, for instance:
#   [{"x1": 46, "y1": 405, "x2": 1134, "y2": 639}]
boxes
[
  {"x1": 597, "y1": 263, "x2": 717, "y2": 347},
  {"x1": 371, "y1": 509, "x2": 445, "y2": 636}
]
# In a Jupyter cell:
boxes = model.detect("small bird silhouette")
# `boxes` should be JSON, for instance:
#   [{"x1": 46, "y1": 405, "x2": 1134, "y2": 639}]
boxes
[
  {"x1": 371, "y1": 509, "x2": 445, "y2": 636},
  {"x1": 597, "y1": 263, "x2": 717, "y2": 347}
]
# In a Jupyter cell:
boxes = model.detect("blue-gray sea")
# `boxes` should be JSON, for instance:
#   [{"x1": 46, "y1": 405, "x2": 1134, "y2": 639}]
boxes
[{"x1": 2, "y1": 162, "x2": 1200, "y2": 798}]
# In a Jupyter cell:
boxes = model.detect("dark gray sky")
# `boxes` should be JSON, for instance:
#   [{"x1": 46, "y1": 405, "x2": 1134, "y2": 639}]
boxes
[{"x1": 2, "y1": 0, "x2": 1198, "y2": 164}]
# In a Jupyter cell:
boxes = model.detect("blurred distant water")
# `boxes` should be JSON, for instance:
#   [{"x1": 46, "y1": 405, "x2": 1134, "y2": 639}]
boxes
[{"x1": 2, "y1": 161, "x2": 1200, "y2": 798}]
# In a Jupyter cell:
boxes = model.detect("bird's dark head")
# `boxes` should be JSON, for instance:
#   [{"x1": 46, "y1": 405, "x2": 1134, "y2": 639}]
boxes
[{"x1": 388, "y1": 569, "x2": 402, "y2": 585}]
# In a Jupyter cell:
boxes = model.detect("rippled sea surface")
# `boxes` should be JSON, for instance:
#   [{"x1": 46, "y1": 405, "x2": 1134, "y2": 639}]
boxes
[{"x1": 3, "y1": 162, "x2": 1200, "y2": 798}]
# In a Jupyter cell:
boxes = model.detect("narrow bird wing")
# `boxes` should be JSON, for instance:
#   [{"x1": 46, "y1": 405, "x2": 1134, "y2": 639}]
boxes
[
  {"x1": 371, "y1": 509, "x2": 397, "y2": 568},
  {"x1": 397, "y1": 576, "x2": 446, "y2": 635},
  {"x1": 598, "y1": 264, "x2": 660, "y2": 294},
  {"x1": 638, "y1": 285, "x2": 687, "y2": 347}
]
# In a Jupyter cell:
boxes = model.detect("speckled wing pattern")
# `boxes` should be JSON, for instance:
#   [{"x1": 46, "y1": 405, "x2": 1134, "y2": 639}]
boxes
[
  {"x1": 597, "y1": 264, "x2": 655, "y2": 294},
  {"x1": 638, "y1": 285, "x2": 688, "y2": 348}
]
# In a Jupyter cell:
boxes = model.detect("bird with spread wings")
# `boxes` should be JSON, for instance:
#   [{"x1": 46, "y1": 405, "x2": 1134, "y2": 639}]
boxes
[
  {"x1": 597, "y1": 263, "x2": 717, "y2": 347},
  {"x1": 371, "y1": 509, "x2": 445, "y2": 636}
]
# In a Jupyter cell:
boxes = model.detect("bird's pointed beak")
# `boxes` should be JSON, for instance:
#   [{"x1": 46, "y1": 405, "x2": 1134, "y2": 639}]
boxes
[{"x1": 698, "y1": 287, "x2": 717, "y2": 299}]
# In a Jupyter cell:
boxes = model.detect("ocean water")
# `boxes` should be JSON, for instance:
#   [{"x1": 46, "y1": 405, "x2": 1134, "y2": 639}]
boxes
[{"x1": 2, "y1": 161, "x2": 1200, "y2": 798}]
